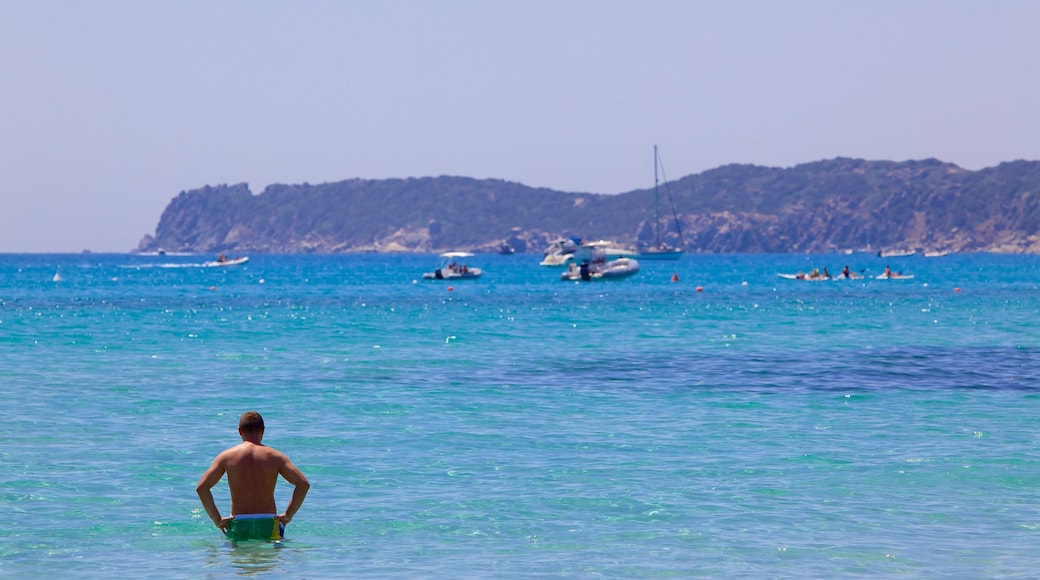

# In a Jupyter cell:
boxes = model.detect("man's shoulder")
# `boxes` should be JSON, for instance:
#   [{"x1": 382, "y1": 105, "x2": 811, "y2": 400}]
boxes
[
  {"x1": 221, "y1": 442, "x2": 251, "y2": 454},
  {"x1": 245, "y1": 442, "x2": 289, "y2": 462},
  {"x1": 258, "y1": 444, "x2": 289, "y2": 460},
  {"x1": 213, "y1": 444, "x2": 242, "y2": 461},
  {"x1": 220, "y1": 442, "x2": 288, "y2": 463},
  {"x1": 218, "y1": 442, "x2": 262, "y2": 458}
]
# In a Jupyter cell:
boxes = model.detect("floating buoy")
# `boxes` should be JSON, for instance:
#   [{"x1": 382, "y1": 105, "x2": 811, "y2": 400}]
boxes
[
  {"x1": 696, "y1": 286, "x2": 703, "y2": 292},
  {"x1": 447, "y1": 286, "x2": 454, "y2": 292},
  {"x1": 52, "y1": 272, "x2": 63, "y2": 282},
  {"x1": 671, "y1": 272, "x2": 679, "y2": 282},
  {"x1": 954, "y1": 287, "x2": 961, "y2": 293},
  {"x1": 210, "y1": 286, "x2": 217, "y2": 291}
]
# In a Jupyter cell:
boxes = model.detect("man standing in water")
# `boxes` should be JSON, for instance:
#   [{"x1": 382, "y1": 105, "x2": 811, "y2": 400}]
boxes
[{"x1": 196, "y1": 411, "x2": 310, "y2": 541}]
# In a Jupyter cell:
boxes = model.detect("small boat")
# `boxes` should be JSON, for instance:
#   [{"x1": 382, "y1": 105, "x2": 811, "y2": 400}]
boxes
[
  {"x1": 836, "y1": 265, "x2": 863, "y2": 279},
  {"x1": 876, "y1": 266, "x2": 913, "y2": 279},
  {"x1": 560, "y1": 244, "x2": 640, "y2": 281},
  {"x1": 878, "y1": 249, "x2": 916, "y2": 258},
  {"x1": 423, "y1": 252, "x2": 482, "y2": 280},
  {"x1": 924, "y1": 250, "x2": 949, "y2": 258},
  {"x1": 497, "y1": 243, "x2": 515, "y2": 255},
  {"x1": 204, "y1": 254, "x2": 249, "y2": 267},
  {"x1": 778, "y1": 273, "x2": 830, "y2": 281},
  {"x1": 778, "y1": 269, "x2": 832, "y2": 281},
  {"x1": 636, "y1": 146, "x2": 684, "y2": 261},
  {"x1": 562, "y1": 258, "x2": 640, "y2": 281}
]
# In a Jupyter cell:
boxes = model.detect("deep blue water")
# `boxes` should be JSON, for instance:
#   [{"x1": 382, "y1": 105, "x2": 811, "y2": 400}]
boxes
[{"x1": 3, "y1": 252, "x2": 1040, "y2": 578}]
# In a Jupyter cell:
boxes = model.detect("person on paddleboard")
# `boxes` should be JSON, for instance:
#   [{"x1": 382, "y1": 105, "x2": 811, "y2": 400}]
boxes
[{"x1": 196, "y1": 411, "x2": 310, "y2": 541}]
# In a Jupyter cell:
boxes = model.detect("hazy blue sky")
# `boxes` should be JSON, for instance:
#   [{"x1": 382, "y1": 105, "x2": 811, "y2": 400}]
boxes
[{"x1": 3, "y1": 1, "x2": 1039, "y2": 252}]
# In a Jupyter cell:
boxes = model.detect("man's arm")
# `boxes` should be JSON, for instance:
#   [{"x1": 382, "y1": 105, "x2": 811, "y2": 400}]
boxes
[
  {"x1": 276, "y1": 457, "x2": 310, "y2": 526},
  {"x1": 196, "y1": 455, "x2": 232, "y2": 532}
]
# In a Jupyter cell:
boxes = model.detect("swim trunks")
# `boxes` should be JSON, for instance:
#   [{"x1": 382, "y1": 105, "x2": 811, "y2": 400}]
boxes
[{"x1": 225, "y1": 514, "x2": 284, "y2": 541}]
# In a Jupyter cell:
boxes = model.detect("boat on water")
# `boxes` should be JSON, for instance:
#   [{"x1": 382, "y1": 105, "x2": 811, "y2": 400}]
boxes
[
  {"x1": 636, "y1": 146, "x2": 684, "y2": 261},
  {"x1": 638, "y1": 244, "x2": 684, "y2": 261},
  {"x1": 876, "y1": 266, "x2": 914, "y2": 280},
  {"x1": 561, "y1": 257, "x2": 640, "y2": 281},
  {"x1": 836, "y1": 266, "x2": 863, "y2": 279},
  {"x1": 541, "y1": 238, "x2": 634, "y2": 267},
  {"x1": 583, "y1": 240, "x2": 637, "y2": 259},
  {"x1": 540, "y1": 238, "x2": 579, "y2": 267},
  {"x1": 778, "y1": 272, "x2": 870, "y2": 281},
  {"x1": 778, "y1": 273, "x2": 830, "y2": 281},
  {"x1": 778, "y1": 267, "x2": 833, "y2": 281},
  {"x1": 560, "y1": 244, "x2": 640, "y2": 281},
  {"x1": 423, "y1": 252, "x2": 483, "y2": 280},
  {"x1": 879, "y1": 249, "x2": 916, "y2": 258},
  {"x1": 204, "y1": 254, "x2": 249, "y2": 267}
]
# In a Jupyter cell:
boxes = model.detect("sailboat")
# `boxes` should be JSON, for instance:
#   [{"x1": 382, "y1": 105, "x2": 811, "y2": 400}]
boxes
[{"x1": 636, "y1": 145, "x2": 684, "y2": 260}]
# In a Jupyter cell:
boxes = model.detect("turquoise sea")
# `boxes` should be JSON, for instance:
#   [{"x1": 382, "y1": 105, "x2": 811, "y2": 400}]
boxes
[{"x1": 3, "y1": 252, "x2": 1040, "y2": 578}]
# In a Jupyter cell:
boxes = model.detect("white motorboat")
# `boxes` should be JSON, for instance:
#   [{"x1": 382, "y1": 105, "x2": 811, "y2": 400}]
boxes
[
  {"x1": 541, "y1": 238, "x2": 634, "y2": 266},
  {"x1": 560, "y1": 244, "x2": 640, "y2": 281},
  {"x1": 204, "y1": 254, "x2": 249, "y2": 267},
  {"x1": 582, "y1": 240, "x2": 637, "y2": 260},
  {"x1": 540, "y1": 238, "x2": 579, "y2": 267},
  {"x1": 423, "y1": 252, "x2": 483, "y2": 280},
  {"x1": 878, "y1": 249, "x2": 916, "y2": 258}
]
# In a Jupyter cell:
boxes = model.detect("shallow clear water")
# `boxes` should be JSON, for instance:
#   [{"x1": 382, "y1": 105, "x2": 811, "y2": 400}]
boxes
[{"x1": 3, "y1": 252, "x2": 1040, "y2": 577}]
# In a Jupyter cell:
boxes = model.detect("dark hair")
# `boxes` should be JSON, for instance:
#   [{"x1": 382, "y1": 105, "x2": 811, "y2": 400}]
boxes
[{"x1": 238, "y1": 411, "x2": 265, "y2": 434}]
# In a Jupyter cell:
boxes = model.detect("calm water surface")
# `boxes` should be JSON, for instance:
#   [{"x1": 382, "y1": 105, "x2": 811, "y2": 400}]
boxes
[{"x1": 3, "y1": 252, "x2": 1040, "y2": 578}]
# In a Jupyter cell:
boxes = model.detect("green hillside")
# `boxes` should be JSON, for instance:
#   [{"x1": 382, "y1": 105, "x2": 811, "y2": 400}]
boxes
[{"x1": 136, "y1": 158, "x2": 1040, "y2": 254}]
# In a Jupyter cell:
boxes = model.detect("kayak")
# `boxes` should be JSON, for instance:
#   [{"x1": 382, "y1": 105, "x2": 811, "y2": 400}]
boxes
[{"x1": 778, "y1": 273, "x2": 831, "y2": 281}]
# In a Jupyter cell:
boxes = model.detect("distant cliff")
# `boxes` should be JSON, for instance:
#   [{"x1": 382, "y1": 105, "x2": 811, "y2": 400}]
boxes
[{"x1": 136, "y1": 158, "x2": 1040, "y2": 254}]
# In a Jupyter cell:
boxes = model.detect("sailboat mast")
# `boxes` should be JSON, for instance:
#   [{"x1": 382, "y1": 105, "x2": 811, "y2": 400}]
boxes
[{"x1": 653, "y1": 145, "x2": 661, "y2": 246}]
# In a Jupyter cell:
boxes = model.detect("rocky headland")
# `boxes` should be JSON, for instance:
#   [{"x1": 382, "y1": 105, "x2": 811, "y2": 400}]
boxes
[{"x1": 136, "y1": 157, "x2": 1040, "y2": 254}]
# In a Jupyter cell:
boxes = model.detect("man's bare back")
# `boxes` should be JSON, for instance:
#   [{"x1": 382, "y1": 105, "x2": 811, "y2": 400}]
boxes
[
  {"x1": 217, "y1": 441, "x2": 287, "y2": 514},
  {"x1": 196, "y1": 411, "x2": 309, "y2": 535}
]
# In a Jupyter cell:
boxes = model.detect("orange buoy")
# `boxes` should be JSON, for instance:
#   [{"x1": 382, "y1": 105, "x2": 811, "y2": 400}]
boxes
[
  {"x1": 696, "y1": 286, "x2": 703, "y2": 292},
  {"x1": 954, "y1": 287, "x2": 961, "y2": 292},
  {"x1": 671, "y1": 272, "x2": 679, "y2": 282},
  {"x1": 210, "y1": 286, "x2": 216, "y2": 291},
  {"x1": 448, "y1": 286, "x2": 454, "y2": 292}
]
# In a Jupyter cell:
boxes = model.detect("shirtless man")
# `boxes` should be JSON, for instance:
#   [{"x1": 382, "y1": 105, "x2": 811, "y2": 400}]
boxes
[{"x1": 196, "y1": 411, "x2": 310, "y2": 541}]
